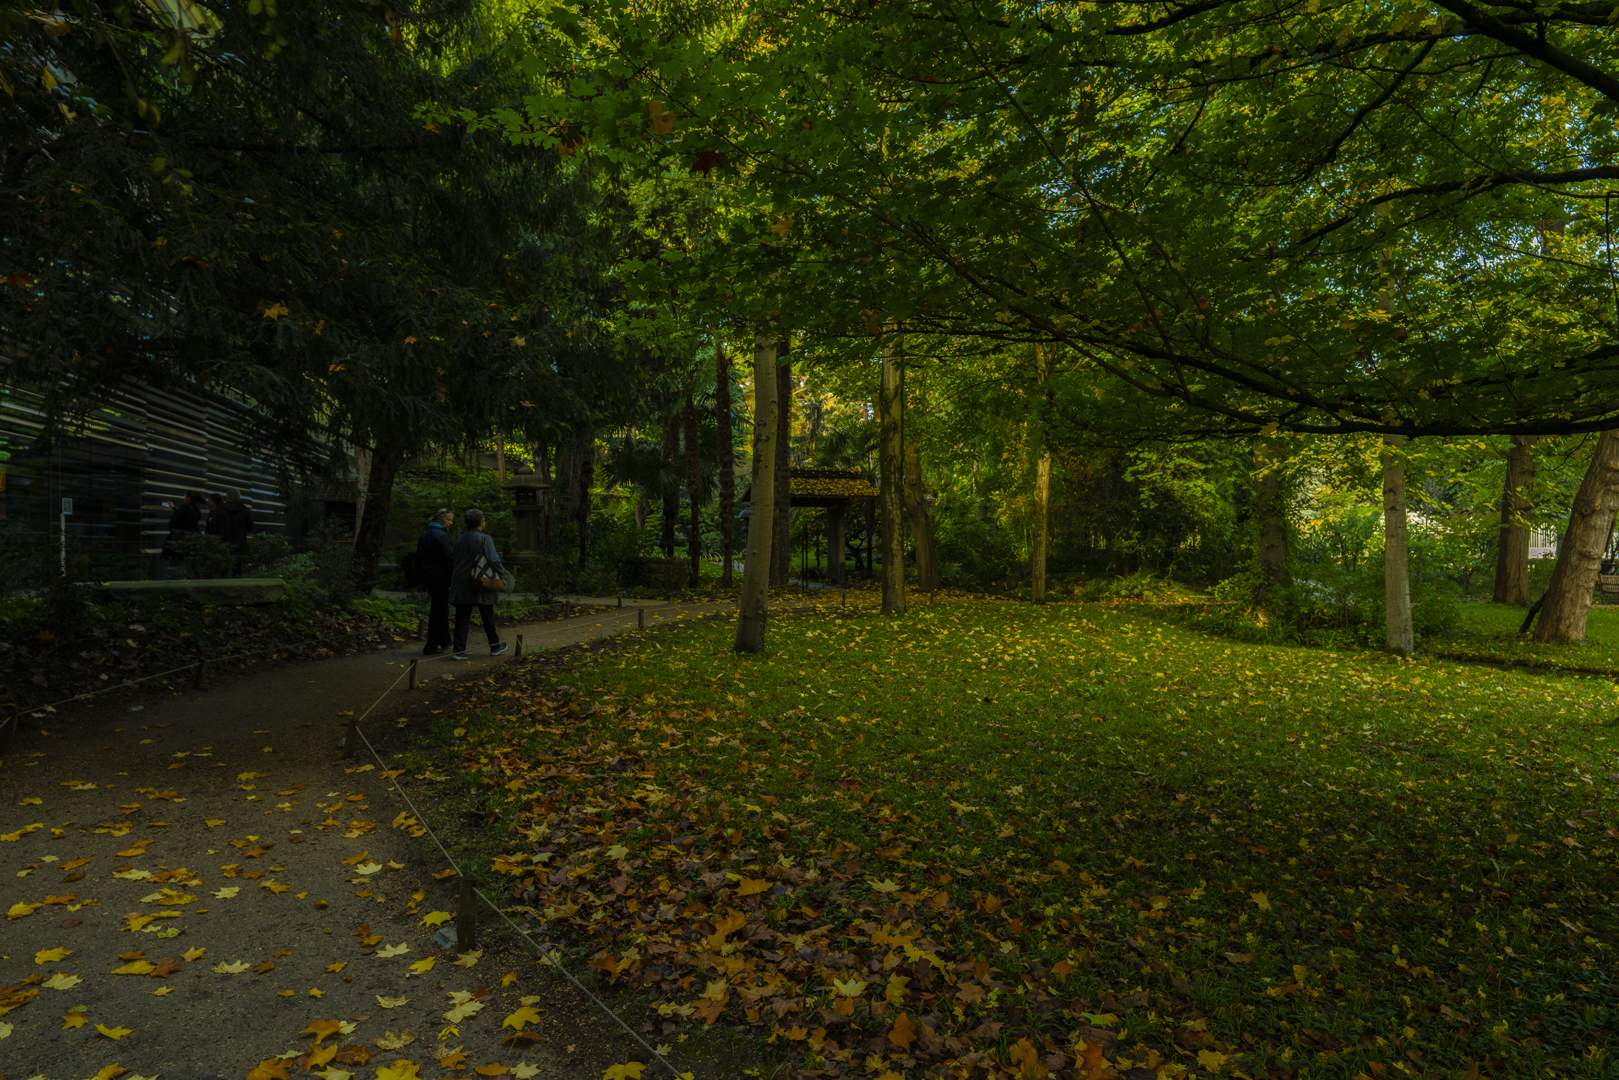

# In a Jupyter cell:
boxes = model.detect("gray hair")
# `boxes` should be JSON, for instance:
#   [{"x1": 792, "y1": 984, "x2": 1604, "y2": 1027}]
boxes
[
  {"x1": 225, "y1": 488, "x2": 241, "y2": 501},
  {"x1": 464, "y1": 508, "x2": 485, "y2": 527},
  {"x1": 433, "y1": 507, "x2": 452, "y2": 521}
]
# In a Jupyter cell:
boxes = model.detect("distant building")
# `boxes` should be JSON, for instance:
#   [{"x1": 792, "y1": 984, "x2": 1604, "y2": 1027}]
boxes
[{"x1": 0, "y1": 378, "x2": 354, "y2": 582}]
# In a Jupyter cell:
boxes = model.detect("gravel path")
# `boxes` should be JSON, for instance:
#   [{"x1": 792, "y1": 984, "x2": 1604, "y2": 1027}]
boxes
[{"x1": 0, "y1": 602, "x2": 729, "y2": 1080}]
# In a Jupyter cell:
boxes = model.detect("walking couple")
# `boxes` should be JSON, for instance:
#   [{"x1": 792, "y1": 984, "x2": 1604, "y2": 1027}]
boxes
[{"x1": 415, "y1": 508, "x2": 511, "y2": 660}]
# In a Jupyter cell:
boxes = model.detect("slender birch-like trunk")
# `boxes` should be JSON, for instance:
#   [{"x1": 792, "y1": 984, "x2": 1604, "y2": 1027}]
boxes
[
  {"x1": 735, "y1": 338, "x2": 779, "y2": 653},
  {"x1": 879, "y1": 348, "x2": 906, "y2": 614},
  {"x1": 1031, "y1": 344, "x2": 1050, "y2": 603},
  {"x1": 1382, "y1": 435, "x2": 1413, "y2": 654},
  {"x1": 715, "y1": 341, "x2": 735, "y2": 587}
]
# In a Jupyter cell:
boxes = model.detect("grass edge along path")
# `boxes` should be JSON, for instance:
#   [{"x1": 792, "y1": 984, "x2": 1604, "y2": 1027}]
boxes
[{"x1": 414, "y1": 600, "x2": 1619, "y2": 1080}]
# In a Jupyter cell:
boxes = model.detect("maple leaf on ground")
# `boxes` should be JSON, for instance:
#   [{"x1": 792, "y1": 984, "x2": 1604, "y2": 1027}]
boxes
[
  {"x1": 419, "y1": 911, "x2": 452, "y2": 927},
  {"x1": 376, "y1": 996, "x2": 409, "y2": 1009},
  {"x1": 888, "y1": 1012, "x2": 916, "y2": 1050},
  {"x1": 473, "y1": 1065, "x2": 509, "y2": 1078},
  {"x1": 43, "y1": 973, "x2": 81, "y2": 990},
  {"x1": 436, "y1": 1050, "x2": 467, "y2": 1069},
  {"x1": 92, "y1": 1067, "x2": 128, "y2": 1080},
  {"x1": 181, "y1": 947, "x2": 206, "y2": 962},
  {"x1": 454, "y1": 950, "x2": 482, "y2": 968},
  {"x1": 735, "y1": 877, "x2": 770, "y2": 896},
  {"x1": 407, "y1": 958, "x2": 434, "y2": 976},
  {"x1": 326, "y1": 962, "x2": 347, "y2": 973},
  {"x1": 373, "y1": 1030, "x2": 415, "y2": 1050},
  {"x1": 246, "y1": 1059, "x2": 290, "y2": 1080},
  {"x1": 377, "y1": 943, "x2": 409, "y2": 958},
  {"x1": 500, "y1": 973, "x2": 518, "y2": 987},
  {"x1": 63, "y1": 1011, "x2": 88, "y2": 1029},
  {"x1": 304, "y1": 1045, "x2": 338, "y2": 1069},
  {"x1": 303, "y1": 1019, "x2": 342, "y2": 1045},
  {"x1": 1075, "y1": 1038, "x2": 1111, "y2": 1080},
  {"x1": 603, "y1": 1064, "x2": 646, "y2": 1080},
  {"x1": 252, "y1": 961, "x2": 276, "y2": 974},
  {"x1": 503, "y1": 1006, "x2": 541, "y2": 1030},
  {"x1": 213, "y1": 960, "x2": 250, "y2": 974},
  {"x1": 35, "y1": 947, "x2": 71, "y2": 964},
  {"x1": 96, "y1": 1023, "x2": 133, "y2": 1039},
  {"x1": 112, "y1": 960, "x2": 155, "y2": 976},
  {"x1": 376, "y1": 1062, "x2": 421, "y2": 1080}
]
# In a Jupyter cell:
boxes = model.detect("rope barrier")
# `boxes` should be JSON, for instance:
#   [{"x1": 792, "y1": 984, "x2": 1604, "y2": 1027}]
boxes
[{"x1": 351, "y1": 701, "x2": 684, "y2": 1077}]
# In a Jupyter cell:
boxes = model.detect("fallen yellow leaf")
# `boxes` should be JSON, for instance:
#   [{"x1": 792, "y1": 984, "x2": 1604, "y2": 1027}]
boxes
[{"x1": 96, "y1": 1023, "x2": 133, "y2": 1040}]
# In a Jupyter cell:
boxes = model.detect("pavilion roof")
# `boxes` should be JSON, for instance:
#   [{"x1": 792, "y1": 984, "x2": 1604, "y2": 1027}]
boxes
[{"x1": 742, "y1": 467, "x2": 879, "y2": 505}]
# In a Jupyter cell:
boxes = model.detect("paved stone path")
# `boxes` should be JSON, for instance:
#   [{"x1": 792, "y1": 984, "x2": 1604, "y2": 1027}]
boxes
[{"x1": 0, "y1": 601, "x2": 731, "y2": 1080}]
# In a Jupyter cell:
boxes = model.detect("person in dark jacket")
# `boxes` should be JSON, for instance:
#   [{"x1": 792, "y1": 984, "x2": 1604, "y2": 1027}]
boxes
[
  {"x1": 160, "y1": 491, "x2": 204, "y2": 577},
  {"x1": 449, "y1": 507, "x2": 508, "y2": 660},
  {"x1": 218, "y1": 489, "x2": 255, "y2": 574},
  {"x1": 204, "y1": 493, "x2": 226, "y2": 537},
  {"x1": 416, "y1": 508, "x2": 455, "y2": 656}
]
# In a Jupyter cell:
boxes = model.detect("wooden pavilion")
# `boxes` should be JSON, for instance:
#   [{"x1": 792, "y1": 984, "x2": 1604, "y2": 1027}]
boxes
[{"x1": 742, "y1": 466, "x2": 879, "y2": 585}]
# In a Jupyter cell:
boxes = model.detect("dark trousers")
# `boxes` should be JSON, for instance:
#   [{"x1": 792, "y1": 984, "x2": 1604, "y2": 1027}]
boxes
[
  {"x1": 453, "y1": 603, "x2": 499, "y2": 652},
  {"x1": 424, "y1": 584, "x2": 451, "y2": 652}
]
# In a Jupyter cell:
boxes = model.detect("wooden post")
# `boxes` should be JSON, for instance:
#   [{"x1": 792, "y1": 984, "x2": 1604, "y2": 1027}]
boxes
[
  {"x1": 193, "y1": 659, "x2": 208, "y2": 689},
  {"x1": 456, "y1": 874, "x2": 478, "y2": 951},
  {"x1": 515, "y1": 634, "x2": 524, "y2": 658},
  {"x1": 339, "y1": 718, "x2": 357, "y2": 759},
  {"x1": 562, "y1": 600, "x2": 570, "y2": 619},
  {"x1": 638, "y1": 607, "x2": 645, "y2": 630},
  {"x1": 408, "y1": 658, "x2": 418, "y2": 691},
  {"x1": 617, "y1": 596, "x2": 623, "y2": 607}
]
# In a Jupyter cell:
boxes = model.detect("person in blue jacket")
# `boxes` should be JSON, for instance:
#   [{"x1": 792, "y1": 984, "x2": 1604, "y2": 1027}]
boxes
[
  {"x1": 448, "y1": 508, "x2": 508, "y2": 660},
  {"x1": 416, "y1": 508, "x2": 455, "y2": 655}
]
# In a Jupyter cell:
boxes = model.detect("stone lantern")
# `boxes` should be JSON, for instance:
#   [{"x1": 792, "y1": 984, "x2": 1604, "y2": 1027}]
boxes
[{"x1": 501, "y1": 465, "x2": 549, "y2": 568}]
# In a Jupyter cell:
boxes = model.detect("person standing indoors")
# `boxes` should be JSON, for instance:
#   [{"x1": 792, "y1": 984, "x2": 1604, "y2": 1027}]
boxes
[
  {"x1": 449, "y1": 508, "x2": 508, "y2": 660},
  {"x1": 219, "y1": 488, "x2": 256, "y2": 575},
  {"x1": 416, "y1": 508, "x2": 455, "y2": 655}
]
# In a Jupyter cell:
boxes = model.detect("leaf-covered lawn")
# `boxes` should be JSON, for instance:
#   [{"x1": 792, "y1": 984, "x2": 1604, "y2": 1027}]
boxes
[
  {"x1": 439, "y1": 600, "x2": 1619, "y2": 1080},
  {"x1": 1435, "y1": 601, "x2": 1619, "y2": 677}
]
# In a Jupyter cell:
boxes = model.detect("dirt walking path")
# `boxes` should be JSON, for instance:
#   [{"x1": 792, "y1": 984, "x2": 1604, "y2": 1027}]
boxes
[{"x1": 0, "y1": 601, "x2": 730, "y2": 1080}]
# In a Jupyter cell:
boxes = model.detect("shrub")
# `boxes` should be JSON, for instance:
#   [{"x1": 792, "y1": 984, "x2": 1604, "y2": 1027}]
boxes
[
  {"x1": 245, "y1": 534, "x2": 290, "y2": 576},
  {"x1": 935, "y1": 518, "x2": 1021, "y2": 589},
  {"x1": 175, "y1": 533, "x2": 237, "y2": 579}
]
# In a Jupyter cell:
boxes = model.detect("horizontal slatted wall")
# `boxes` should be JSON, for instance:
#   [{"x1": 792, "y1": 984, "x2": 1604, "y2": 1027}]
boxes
[{"x1": 0, "y1": 378, "x2": 293, "y2": 566}]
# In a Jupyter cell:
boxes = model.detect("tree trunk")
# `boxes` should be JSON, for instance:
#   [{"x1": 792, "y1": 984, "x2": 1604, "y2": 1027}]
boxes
[
  {"x1": 1494, "y1": 434, "x2": 1536, "y2": 605},
  {"x1": 660, "y1": 421, "x2": 678, "y2": 560},
  {"x1": 1031, "y1": 344, "x2": 1051, "y2": 603},
  {"x1": 576, "y1": 435, "x2": 593, "y2": 571},
  {"x1": 879, "y1": 348, "x2": 906, "y2": 614},
  {"x1": 684, "y1": 386, "x2": 702, "y2": 588},
  {"x1": 1255, "y1": 438, "x2": 1290, "y2": 595},
  {"x1": 352, "y1": 441, "x2": 404, "y2": 593},
  {"x1": 536, "y1": 442, "x2": 554, "y2": 551},
  {"x1": 1535, "y1": 430, "x2": 1619, "y2": 642},
  {"x1": 1382, "y1": 435, "x2": 1413, "y2": 654},
  {"x1": 715, "y1": 340, "x2": 735, "y2": 588},
  {"x1": 736, "y1": 337, "x2": 779, "y2": 653},
  {"x1": 770, "y1": 355, "x2": 793, "y2": 587},
  {"x1": 904, "y1": 444, "x2": 940, "y2": 591},
  {"x1": 495, "y1": 428, "x2": 505, "y2": 485}
]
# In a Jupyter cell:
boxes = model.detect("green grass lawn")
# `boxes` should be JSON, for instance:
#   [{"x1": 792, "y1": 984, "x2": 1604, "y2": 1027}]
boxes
[
  {"x1": 1437, "y1": 601, "x2": 1619, "y2": 676},
  {"x1": 420, "y1": 598, "x2": 1619, "y2": 1080}
]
